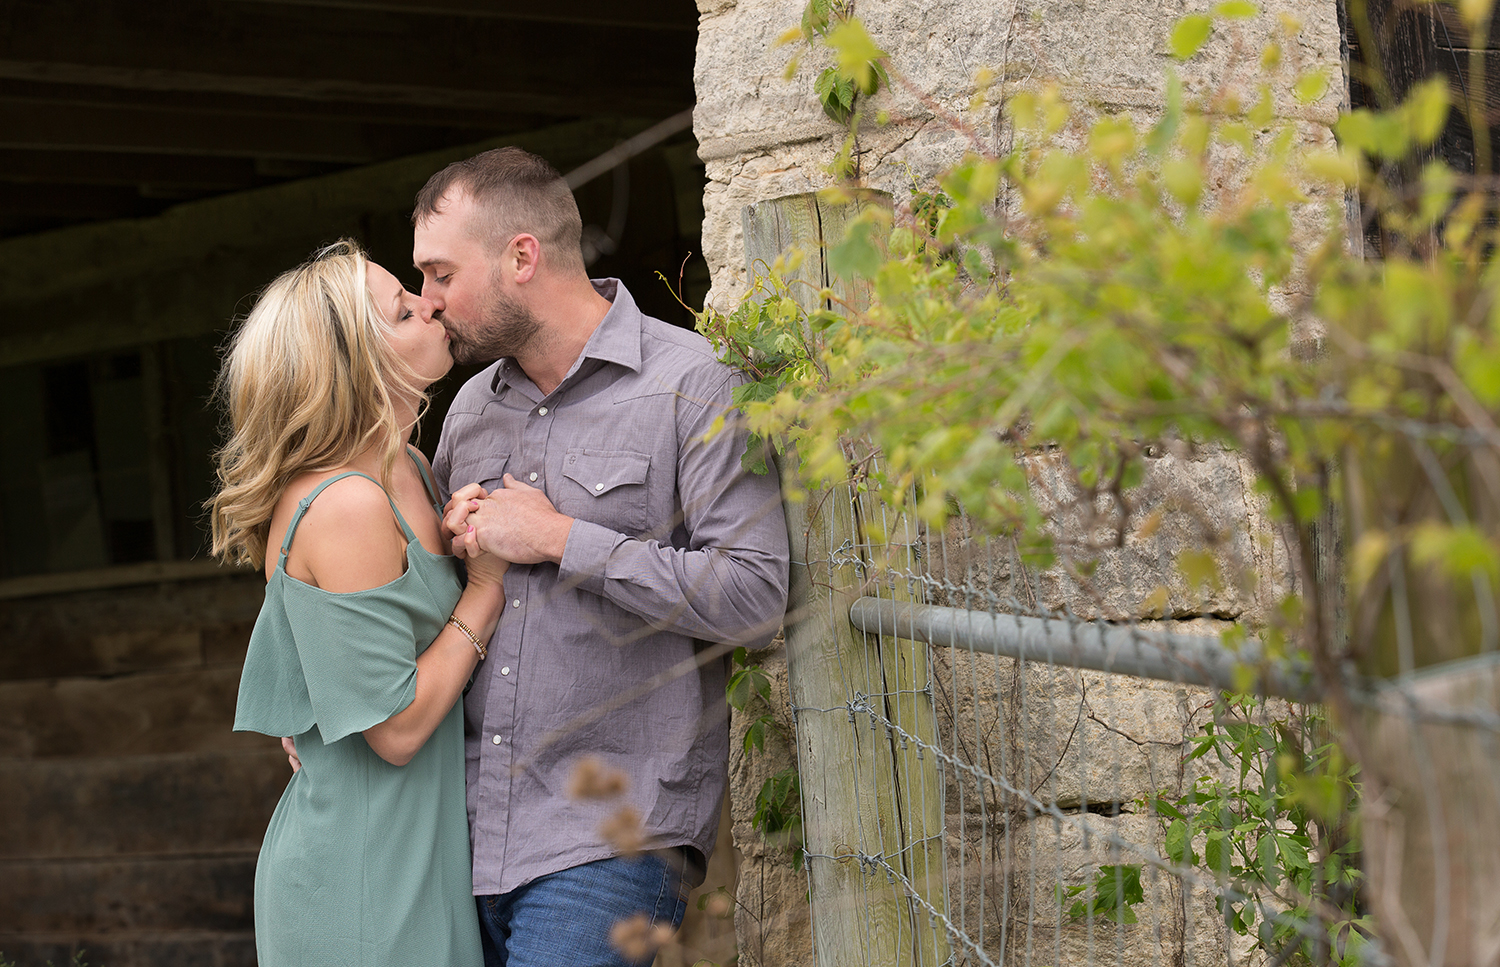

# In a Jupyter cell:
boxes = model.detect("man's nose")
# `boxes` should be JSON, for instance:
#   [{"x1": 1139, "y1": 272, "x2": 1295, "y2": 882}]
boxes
[{"x1": 421, "y1": 282, "x2": 444, "y2": 311}]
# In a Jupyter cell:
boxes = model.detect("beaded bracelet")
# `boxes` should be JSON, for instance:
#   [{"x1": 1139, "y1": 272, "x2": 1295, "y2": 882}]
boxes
[{"x1": 447, "y1": 614, "x2": 486, "y2": 660}]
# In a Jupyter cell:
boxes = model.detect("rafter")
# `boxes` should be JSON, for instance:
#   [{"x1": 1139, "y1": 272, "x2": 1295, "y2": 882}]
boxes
[{"x1": 0, "y1": 0, "x2": 693, "y2": 108}]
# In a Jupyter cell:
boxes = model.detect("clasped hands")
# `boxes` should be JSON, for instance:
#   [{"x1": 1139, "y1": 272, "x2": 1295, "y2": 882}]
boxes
[{"x1": 442, "y1": 474, "x2": 574, "y2": 568}]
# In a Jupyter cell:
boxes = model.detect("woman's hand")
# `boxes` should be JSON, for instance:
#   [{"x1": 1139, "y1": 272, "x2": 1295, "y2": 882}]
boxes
[
  {"x1": 458, "y1": 524, "x2": 509, "y2": 591},
  {"x1": 442, "y1": 483, "x2": 488, "y2": 542}
]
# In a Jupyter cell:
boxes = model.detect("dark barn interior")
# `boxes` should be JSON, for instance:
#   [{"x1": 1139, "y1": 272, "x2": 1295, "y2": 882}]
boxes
[{"x1": 0, "y1": 3, "x2": 713, "y2": 964}]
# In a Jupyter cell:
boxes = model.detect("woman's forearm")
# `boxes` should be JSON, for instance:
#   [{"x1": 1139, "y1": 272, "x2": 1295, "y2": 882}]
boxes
[{"x1": 363, "y1": 580, "x2": 505, "y2": 766}]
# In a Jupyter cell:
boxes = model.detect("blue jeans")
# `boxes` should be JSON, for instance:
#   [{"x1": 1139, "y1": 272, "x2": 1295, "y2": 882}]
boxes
[{"x1": 476, "y1": 851, "x2": 690, "y2": 967}]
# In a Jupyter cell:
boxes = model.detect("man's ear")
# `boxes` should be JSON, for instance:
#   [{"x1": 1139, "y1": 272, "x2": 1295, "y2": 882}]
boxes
[{"x1": 510, "y1": 234, "x2": 541, "y2": 284}]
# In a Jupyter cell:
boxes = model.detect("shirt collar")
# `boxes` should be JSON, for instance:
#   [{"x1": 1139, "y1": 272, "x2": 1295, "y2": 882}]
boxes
[
  {"x1": 488, "y1": 278, "x2": 641, "y2": 395},
  {"x1": 575, "y1": 278, "x2": 643, "y2": 373}
]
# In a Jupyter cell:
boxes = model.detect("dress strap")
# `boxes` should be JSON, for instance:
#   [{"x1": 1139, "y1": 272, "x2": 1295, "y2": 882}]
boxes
[
  {"x1": 276, "y1": 471, "x2": 419, "y2": 571},
  {"x1": 405, "y1": 446, "x2": 442, "y2": 511}
]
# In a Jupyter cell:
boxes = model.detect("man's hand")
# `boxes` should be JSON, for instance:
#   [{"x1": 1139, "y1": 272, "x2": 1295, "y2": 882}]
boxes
[
  {"x1": 459, "y1": 474, "x2": 574, "y2": 565},
  {"x1": 282, "y1": 736, "x2": 301, "y2": 774}
]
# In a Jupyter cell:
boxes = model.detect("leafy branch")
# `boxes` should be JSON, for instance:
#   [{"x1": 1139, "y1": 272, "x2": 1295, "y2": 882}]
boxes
[{"x1": 727, "y1": 646, "x2": 805, "y2": 868}]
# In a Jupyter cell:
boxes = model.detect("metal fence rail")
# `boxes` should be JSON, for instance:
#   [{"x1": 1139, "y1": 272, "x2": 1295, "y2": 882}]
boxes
[
  {"x1": 846, "y1": 597, "x2": 1318, "y2": 703},
  {"x1": 779, "y1": 476, "x2": 1500, "y2": 967}
]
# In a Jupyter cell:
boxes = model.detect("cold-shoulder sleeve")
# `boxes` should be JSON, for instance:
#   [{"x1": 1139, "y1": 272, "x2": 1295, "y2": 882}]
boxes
[{"x1": 234, "y1": 577, "x2": 421, "y2": 744}]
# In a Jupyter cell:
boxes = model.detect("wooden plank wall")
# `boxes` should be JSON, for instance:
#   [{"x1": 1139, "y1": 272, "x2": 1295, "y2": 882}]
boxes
[
  {"x1": 0, "y1": 573, "x2": 279, "y2": 967},
  {"x1": 1430, "y1": 3, "x2": 1500, "y2": 176}
]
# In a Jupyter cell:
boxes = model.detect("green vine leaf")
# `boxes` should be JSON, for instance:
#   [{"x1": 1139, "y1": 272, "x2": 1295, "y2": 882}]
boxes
[
  {"x1": 816, "y1": 67, "x2": 856, "y2": 124},
  {"x1": 1170, "y1": 14, "x2": 1214, "y2": 59}
]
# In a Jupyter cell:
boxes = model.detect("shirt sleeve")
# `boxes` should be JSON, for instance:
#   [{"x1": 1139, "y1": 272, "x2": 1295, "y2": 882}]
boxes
[{"x1": 558, "y1": 369, "x2": 791, "y2": 647}]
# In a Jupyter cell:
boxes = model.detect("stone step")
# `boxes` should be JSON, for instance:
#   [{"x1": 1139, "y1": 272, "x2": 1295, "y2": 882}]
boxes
[
  {"x1": 0, "y1": 666, "x2": 265, "y2": 759},
  {"x1": 0, "y1": 574, "x2": 261, "y2": 681},
  {"x1": 0, "y1": 855, "x2": 256, "y2": 933},
  {"x1": 0, "y1": 751, "x2": 287, "y2": 859},
  {"x1": 0, "y1": 930, "x2": 256, "y2": 967}
]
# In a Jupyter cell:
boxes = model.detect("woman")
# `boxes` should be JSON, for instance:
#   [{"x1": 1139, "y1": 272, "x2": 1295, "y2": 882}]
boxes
[{"x1": 210, "y1": 240, "x2": 501, "y2": 966}]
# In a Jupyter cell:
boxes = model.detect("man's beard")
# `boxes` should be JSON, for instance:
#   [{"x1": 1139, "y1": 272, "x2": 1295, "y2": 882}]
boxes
[{"x1": 447, "y1": 281, "x2": 544, "y2": 366}]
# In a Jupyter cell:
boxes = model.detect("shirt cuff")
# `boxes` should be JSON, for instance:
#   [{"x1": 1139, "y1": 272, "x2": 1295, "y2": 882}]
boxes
[{"x1": 558, "y1": 518, "x2": 621, "y2": 596}]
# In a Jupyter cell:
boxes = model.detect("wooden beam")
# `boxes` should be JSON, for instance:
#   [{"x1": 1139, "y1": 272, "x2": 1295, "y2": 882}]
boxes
[
  {"x1": 0, "y1": 117, "x2": 667, "y2": 364},
  {"x1": 1431, "y1": 3, "x2": 1499, "y2": 51},
  {"x1": 0, "y1": 76, "x2": 555, "y2": 131},
  {"x1": 0, "y1": 0, "x2": 693, "y2": 111},
  {"x1": 0, "y1": 183, "x2": 160, "y2": 221},
  {"x1": 0, "y1": 100, "x2": 479, "y2": 163},
  {"x1": 226, "y1": 0, "x2": 698, "y2": 32},
  {"x1": 0, "y1": 149, "x2": 270, "y2": 192},
  {"x1": 0, "y1": 59, "x2": 688, "y2": 121}
]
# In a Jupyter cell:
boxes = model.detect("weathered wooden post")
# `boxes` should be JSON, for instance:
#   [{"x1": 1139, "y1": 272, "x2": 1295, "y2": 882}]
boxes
[
  {"x1": 864, "y1": 504, "x2": 952, "y2": 967},
  {"x1": 743, "y1": 189, "x2": 950, "y2": 967}
]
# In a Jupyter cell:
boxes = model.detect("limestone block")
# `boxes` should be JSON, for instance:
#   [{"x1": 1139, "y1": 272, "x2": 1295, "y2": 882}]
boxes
[
  {"x1": 695, "y1": 0, "x2": 834, "y2": 164},
  {"x1": 922, "y1": 448, "x2": 1293, "y2": 625},
  {"x1": 929, "y1": 641, "x2": 1220, "y2": 814},
  {"x1": 989, "y1": 810, "x2": 1249, "y2": 967},
  {"x1": 1006, "y1": 0, "x2": 1341, "y2": 120},
  {"x1": 1036, "y1": 448, "x2": 1292, "y2": 622}
]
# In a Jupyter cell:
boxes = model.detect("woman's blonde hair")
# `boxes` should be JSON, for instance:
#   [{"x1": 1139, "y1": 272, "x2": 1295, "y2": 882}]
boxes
[{"x1": 208, "y1": 239, "x2": 426, "y2": 569}]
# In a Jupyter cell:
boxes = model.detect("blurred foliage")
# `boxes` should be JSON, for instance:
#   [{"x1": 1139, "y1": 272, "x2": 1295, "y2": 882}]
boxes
[{"x1": 700, "y1": 2, "x2": 1500, "y2": 682}]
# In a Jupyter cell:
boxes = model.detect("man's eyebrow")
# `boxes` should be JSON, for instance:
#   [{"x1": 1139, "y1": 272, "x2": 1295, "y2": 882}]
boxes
[{"x1": 414, "y1": 256, "x2": 450, "y2": 271}]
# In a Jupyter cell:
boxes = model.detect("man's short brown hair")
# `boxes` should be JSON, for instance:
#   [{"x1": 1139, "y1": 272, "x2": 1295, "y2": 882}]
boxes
[{"x1": 413, "y1": 147, "x2": 585, "y2": 272}]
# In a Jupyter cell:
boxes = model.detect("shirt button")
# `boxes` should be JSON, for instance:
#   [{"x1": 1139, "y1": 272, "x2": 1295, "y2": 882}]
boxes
[
  {"x1": 500, "y1": 666, "x2": 511, "y2": 676},
  {"x1": 512, "y1": 599, "x2": 520, "y2": 608},
  {"x1": 528, "y1": 472, "x2": 538, "y2": 482},
  {"x1": 491, "y1": 734, "x2": 503, "y2": 745},
  {"x1": 595, "y1": 483, "x2": 604, "y2": 491},
  {"x1": 538, "y1": 406, "x2": 548, "y2": 415}
]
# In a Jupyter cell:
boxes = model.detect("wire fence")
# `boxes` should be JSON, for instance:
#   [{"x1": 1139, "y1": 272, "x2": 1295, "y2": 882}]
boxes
[{"x1": 780, "y1": 472, "x2": 1500, "y2": 967}]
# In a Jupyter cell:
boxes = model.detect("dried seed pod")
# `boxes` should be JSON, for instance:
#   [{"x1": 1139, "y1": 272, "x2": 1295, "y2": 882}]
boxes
[{"x1": 567, "y1": 754, "x2": 629, "y2": 800}]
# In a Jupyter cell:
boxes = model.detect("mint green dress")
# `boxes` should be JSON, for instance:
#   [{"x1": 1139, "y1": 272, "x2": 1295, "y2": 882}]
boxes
[{"x1": 234, "y1": 464, "x2": 482, "y2": 967}]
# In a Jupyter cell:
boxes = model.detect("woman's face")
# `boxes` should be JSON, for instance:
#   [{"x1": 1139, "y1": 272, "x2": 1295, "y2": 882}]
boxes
[{"x1": 367, "y1": 262, "x2": 451, "y2": 386}]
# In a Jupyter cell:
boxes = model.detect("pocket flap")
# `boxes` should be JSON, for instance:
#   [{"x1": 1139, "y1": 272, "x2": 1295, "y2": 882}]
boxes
[
  {"x1": 447, "y1": 455, "x2": 510, "y2": 493},
  {"x1": 562, "y1": 448, "x2": 649, "y2": 496}
]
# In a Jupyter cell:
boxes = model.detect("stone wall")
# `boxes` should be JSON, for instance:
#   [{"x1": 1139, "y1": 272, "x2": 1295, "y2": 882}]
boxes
[
  {"x1": 696, "y1": 0, "x2": 1341, "y2": 309},
  {"x1": 693, "y1": 0, "x2": 1340, "y2": 963}
]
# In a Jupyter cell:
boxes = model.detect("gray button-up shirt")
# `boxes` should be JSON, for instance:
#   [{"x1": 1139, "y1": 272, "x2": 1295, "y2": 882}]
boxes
[{"x1": 432, "y1": 279, "x2": 790, "y2": 895}]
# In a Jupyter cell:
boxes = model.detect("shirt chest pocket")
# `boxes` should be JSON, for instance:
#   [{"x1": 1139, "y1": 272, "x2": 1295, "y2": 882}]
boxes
[{"x1": 558, "y1": 448, "x2": 651, "y2": 537}]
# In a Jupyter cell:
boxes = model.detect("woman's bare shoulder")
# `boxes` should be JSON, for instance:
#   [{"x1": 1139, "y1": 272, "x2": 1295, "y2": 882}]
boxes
[{"x1": 272, "y1": 470, "x2": 406, "y2": 590}]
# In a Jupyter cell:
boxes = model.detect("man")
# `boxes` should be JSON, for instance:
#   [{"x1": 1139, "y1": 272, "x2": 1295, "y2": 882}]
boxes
[{"x1": 412, "y1": 146, "x2": 790, "y2": 967}]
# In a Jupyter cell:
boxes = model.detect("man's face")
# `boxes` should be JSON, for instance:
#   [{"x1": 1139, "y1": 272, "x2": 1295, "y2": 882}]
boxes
[{"x1": 413, "y1": 191, "x2": 541, "y2": 365}]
